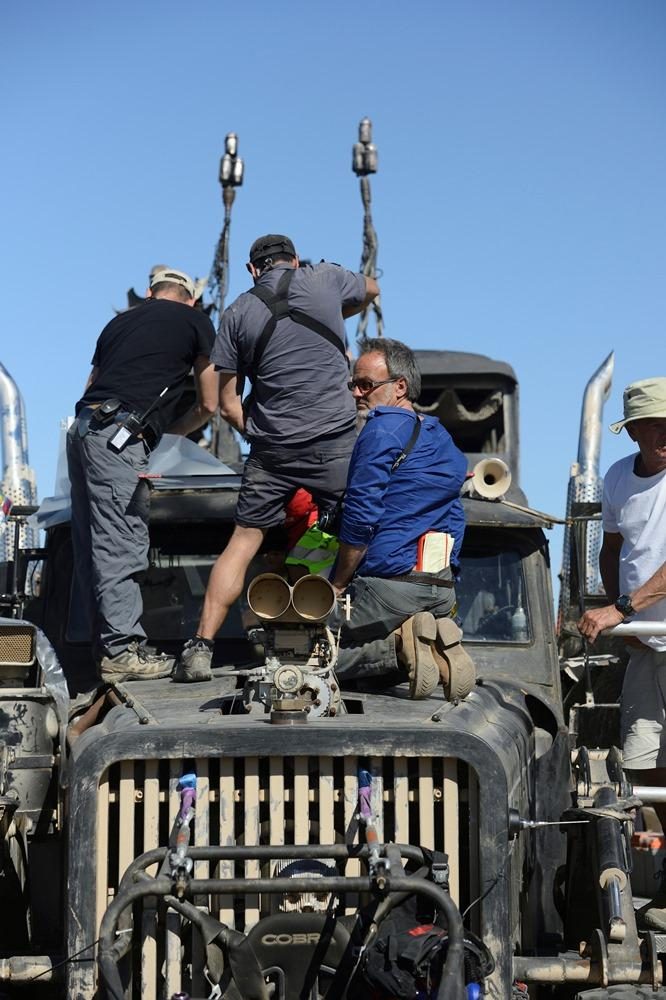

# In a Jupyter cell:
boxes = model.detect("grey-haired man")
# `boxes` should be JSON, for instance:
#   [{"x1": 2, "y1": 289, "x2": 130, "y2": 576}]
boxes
[
  {"x1": 578, "y1": 377, "x2": 666, "y2": 927},
  {"x1": 68, "y1": 268, "x2": 218, "y2": 685}
]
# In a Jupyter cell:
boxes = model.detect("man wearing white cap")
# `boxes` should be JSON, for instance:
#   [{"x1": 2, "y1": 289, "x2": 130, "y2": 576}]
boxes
[
  {"x1": 68, "y1": 268, "x2": 218, "y2": 685},
  {"x1": 579, "y1": 377, "x2": 666, "y2": 928}
]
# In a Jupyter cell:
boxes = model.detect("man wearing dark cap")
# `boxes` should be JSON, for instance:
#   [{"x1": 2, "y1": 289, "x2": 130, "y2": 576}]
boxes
[
  {"x1": 68, "y1": 268, "x2": 219, "y2": 685},
  {"x1": 174, "y1": 235, "x2": 378, "y2": 682}
]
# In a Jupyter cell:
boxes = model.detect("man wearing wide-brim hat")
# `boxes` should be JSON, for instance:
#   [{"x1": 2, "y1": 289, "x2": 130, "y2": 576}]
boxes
[{"x1": 579, "y1": 377, "x2": 666, "y2": 928}]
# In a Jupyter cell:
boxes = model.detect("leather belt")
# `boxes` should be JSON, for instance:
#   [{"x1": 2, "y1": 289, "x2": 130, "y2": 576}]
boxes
[{"x1": 384, "y1": 573, "x2": 455, "y2": 588}]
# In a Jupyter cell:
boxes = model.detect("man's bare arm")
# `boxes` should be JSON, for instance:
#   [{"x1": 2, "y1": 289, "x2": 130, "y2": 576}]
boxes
[
  {"x1": 330, "y1": 542, "x2": 367, "y2": 595},
  {"x1": 342, "y1": 276, "x2": 380, "y2": 319},
  {"x1": 599, "y1": 531, "x2": 622, "y2": 602},
  {"x1": 218, "y1": 371, "x2": 245, "y2": 435},
  {"x1": 578, "y1": 531, "x2": 666, "y2": 642},
  {"x1": 630, "y1": 561, "x2": 666, "y2": 613},
  {"x1": 167, "y1": 357, "x2": 218, "y2": 436}
]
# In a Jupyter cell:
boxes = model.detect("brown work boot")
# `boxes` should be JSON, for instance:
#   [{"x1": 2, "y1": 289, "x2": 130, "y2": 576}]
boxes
[
  {"x1": 395, "y1": 612, "x2": 439, "y2": 699},
  {"x1": 100, "y1": 641, "x2": 174, "y2": 683},
  {"x1": 432, "y1": 618, "x2": 476, "y2": 702}
]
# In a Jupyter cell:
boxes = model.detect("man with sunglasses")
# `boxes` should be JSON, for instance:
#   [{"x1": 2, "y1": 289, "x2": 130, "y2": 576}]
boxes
[
  {"x1": 330, "y1": 338, "x2": 474, "y2": 700},
  {"x1": 174, "y1": 234, "x2": 378, "y2": 682}
]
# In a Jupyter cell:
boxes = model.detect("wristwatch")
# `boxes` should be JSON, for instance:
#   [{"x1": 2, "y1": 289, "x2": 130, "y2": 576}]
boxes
[{"x1": 614, "y1": 594, "x2": 636, "y2": 618}]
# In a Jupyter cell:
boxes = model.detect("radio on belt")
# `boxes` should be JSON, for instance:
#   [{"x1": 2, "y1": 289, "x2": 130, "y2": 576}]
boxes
[{"x1": 108, "y1": 385, "x2": 168, "y2": 453}]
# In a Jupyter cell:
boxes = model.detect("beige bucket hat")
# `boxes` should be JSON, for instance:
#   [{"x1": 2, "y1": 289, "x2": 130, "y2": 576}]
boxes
[{"x1": 609, "y1": 377, "x2": 666, "y2": 434}]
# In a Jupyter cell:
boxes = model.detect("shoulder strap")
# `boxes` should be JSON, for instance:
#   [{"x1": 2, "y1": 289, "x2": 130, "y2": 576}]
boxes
[
  {"x1": 288, "y1": 308, "x2": 347, "y2": 359},
  {"x1": 391, "y1": 416, "x2": 421, "y2": 472},
  {"x1": 248, "y1": 269, "x2": 295, "y2": 371},
  {"x1": 247, "y1": 269, "x2": 346, "y2": 374}
]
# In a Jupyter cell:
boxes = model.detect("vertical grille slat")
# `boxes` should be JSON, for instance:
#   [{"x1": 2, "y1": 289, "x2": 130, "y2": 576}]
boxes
[
  {"x1": 269, "y1": 758, "x2": 285, "y2": 846},
  {"x1": 293, "y1": 756, "x2": 309, "y2": 844},
  {"x1": 217, "y1": 758, "x2": 236, "y2": 926},
  {"x1": 443, "y1": 758, "x2": 459, "y2": 903},
  {"x1": 393, "y1": 757, "x2": 409, "y2": 844},
  {"x1": 97, "y1": 753, "x2": 477, "y2": 998},
  {"x1": 191, "y1": 762, "x2": 210, "y2": 997},
  {"x1": 318, "y1": 755, "x2": 335, "y2": 845},
  {"x1": 418, "y1": 758, "x2": 435, "y2": 850},
  {"x1": 141, "y1": 761, "x2": 159, "y2": 1000},
  {"x1": 244, "y1": 757, "x2": 260, "y2": 926},
  {"x1": 164, "y1": 762, "x2": 182, "y2": 997},
  {"x1": 369, "y1": 756, "x2": 384, "y2": 843}
]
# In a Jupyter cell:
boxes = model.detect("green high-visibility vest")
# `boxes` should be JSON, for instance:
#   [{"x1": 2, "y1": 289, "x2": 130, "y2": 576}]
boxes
[{"x1": 285, "y1": 525, "x2": 339, "y2": 575}]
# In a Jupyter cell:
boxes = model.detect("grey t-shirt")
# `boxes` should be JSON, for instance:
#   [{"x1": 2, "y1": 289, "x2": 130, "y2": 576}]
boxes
[{"x1": 211, "y1": 262, "x2": 365, "y2": 447}]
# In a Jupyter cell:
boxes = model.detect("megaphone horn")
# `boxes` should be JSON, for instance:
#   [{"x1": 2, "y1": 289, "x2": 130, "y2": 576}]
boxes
[{"x1": 470, "y1": 458, "x2": 512, "y2": 500}]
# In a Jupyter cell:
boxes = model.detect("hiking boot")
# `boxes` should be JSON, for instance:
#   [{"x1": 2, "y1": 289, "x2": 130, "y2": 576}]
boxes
[
  {"x1": 100, "y1": 641, "x2": 174, "y2": 683},
  {"x1": 173, "y1": 639, "x2": 213, "y2": 683},
  {"x1": 433, "y1": 618, "x2": 476, "y2": 702},
  {"x1": 395, "y1": 612, "x2": 439, "y2": 699}
]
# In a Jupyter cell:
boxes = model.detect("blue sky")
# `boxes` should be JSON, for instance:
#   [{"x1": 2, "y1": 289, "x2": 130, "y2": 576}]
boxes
[{"x1": 1, "y1": 1, "x2": 665, "y2": 578}]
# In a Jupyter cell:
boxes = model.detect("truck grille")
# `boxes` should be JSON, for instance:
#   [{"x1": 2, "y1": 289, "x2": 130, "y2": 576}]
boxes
[
  {"x1": 96, "y1": 754, "x2": 479, "y2": 999},
  {"x1": 0, "y1": 623, "x2": 35, "y2": 666}
]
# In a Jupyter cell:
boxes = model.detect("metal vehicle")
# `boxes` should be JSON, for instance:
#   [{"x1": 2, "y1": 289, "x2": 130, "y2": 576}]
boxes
[{"x1": 1, "y1": 124, "x2": 665, "y2": 999}]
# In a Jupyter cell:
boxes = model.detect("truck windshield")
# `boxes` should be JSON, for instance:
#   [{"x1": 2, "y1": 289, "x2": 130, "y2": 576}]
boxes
[{"x1": 456, "y1": 548, "x2": 530, "y2": 643}]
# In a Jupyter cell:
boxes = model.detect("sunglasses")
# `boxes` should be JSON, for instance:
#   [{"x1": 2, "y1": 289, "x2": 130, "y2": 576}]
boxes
[{"x1": 347, "y1": 376, "x2": 400, "y2": 393}]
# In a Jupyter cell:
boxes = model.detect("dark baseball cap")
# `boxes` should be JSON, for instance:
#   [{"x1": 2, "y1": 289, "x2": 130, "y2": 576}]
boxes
[{"x1": 249, "y1": 234, "x2": 296, "y2": 264}]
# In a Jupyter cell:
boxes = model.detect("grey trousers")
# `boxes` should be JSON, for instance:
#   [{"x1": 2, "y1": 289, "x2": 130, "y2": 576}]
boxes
[
  {"x1": 335, "y1": 572, "x2": 456, "y2": 680},
  {"x1": 66, "y1": 419, "x2": 151, "y2": 660}
]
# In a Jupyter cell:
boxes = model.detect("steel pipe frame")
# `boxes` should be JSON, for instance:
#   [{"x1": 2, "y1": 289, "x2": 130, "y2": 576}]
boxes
[{"x1": 98, "y1": 873, "x2": 466, "y2": 1000}]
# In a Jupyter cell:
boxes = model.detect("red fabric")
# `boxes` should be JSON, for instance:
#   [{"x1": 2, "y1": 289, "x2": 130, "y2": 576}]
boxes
[{"x1": 284, "y1": 489, "x2": 318, "y2": 549}]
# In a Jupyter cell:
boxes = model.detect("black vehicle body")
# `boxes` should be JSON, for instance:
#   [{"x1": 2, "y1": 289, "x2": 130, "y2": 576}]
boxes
[{"x1": 0, "y1": 349, "x2": 661, "y2": 999}]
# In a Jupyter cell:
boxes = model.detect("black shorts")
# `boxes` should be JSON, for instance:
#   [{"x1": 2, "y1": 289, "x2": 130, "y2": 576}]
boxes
[{"x1": 235, "y1": 431, "x2": 355, "y2": 529}]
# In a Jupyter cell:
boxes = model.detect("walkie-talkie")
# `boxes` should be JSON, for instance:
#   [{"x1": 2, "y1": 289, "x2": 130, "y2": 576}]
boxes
[{"x1": 108, "y1": 386, "x2": 168, "y2": 452}]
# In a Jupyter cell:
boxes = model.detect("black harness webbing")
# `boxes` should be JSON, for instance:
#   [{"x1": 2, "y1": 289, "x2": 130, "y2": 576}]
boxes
[
  {"x1": 248, "y1": 269, "x2": 346, "y2": 373},
  {"x1": 391, "y1": 416, "x2": 422, "y2": 471}
]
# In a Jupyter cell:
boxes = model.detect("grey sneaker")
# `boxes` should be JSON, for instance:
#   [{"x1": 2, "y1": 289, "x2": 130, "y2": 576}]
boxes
[
  {"x1": 100, "y1": 641, "x2": 175, "y2": 683},
  {"x1": 173, "y1": 639, "x2": 213, "y2": 683}
]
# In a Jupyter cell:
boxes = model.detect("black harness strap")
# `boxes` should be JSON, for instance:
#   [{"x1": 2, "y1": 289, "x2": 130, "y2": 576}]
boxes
[
  {"x1": 391, "y1": 416, "x2": 422, "y2": 471},
  {"x1": 248, "y1": 269, "x2": 346, "y2": 373}
]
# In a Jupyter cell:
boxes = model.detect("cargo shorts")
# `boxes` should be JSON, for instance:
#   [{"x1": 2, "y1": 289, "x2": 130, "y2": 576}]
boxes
[
  {"x1": 235, "y1": 429, "x2": 356, "y2": 529},
  {"x1": 621, "y1": 645, "x2": 666, "y2": 769}
]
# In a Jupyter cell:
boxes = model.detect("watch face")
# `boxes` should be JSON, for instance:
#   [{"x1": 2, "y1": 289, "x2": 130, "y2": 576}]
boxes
[{"x1": 615, "y1": 595, "x2": 634, "y2": 616}]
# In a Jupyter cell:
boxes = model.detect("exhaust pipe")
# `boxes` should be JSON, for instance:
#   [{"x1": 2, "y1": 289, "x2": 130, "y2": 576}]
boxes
[
  {"x1": 0, "y1": 362, "x2": 38, "y2": 558},
  {"x1": 291, "y1": 574, "x2": 337, "y2": 622},
  {"x1": 559, "y1": 352, "x2": 614, "y2": 622},
  {"x1": 247, "y1": 574, "x2": 292, "y2": 621},
  {"x1": 246, "y1": 574, "x2": 336, "y2": 624}
]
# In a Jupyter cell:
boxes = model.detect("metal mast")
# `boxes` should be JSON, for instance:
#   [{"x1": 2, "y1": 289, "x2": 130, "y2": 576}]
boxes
[
  {"x1": 208, "y1": 132, "x2": 244, "y2": 323},
  {"x1": 352, "y1": 117, "x2": 383, "y2": 346},
  {"x1": 208, "y1": 133, "x2": 244, "y2": 465}
]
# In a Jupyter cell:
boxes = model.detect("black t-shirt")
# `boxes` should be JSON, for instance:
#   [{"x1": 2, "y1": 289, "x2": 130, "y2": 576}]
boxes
[{"x1": 78, "y1": 299, "x2": 215, "y2": 436}]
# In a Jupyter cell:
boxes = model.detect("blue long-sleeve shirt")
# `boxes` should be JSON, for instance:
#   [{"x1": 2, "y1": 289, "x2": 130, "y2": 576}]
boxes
[{"x1": 339, "y1": 406, "x2": 467, "y2": 577}]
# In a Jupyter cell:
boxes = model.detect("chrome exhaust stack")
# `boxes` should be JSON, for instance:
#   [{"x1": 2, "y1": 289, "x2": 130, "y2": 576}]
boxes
[
  {"x1": 559, "y1": 352, "x2": 614, "y2": 623},
  {"x1": 0, "y1": 362, "x2": 38, "y2": 559}
]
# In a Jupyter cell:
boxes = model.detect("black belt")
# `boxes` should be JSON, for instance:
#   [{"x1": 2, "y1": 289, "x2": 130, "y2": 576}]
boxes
[
  {"x1": 75, "y1": 407, "x2": 157, "y2": 449},
  {"x1": 385, "y1": 573, "x2": 455, "y2": 588}
]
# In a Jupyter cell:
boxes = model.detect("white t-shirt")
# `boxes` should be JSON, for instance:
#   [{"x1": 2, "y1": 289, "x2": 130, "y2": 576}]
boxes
[{"x1": 602, "y1": 453, "x2": 666, "y2": 650}]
